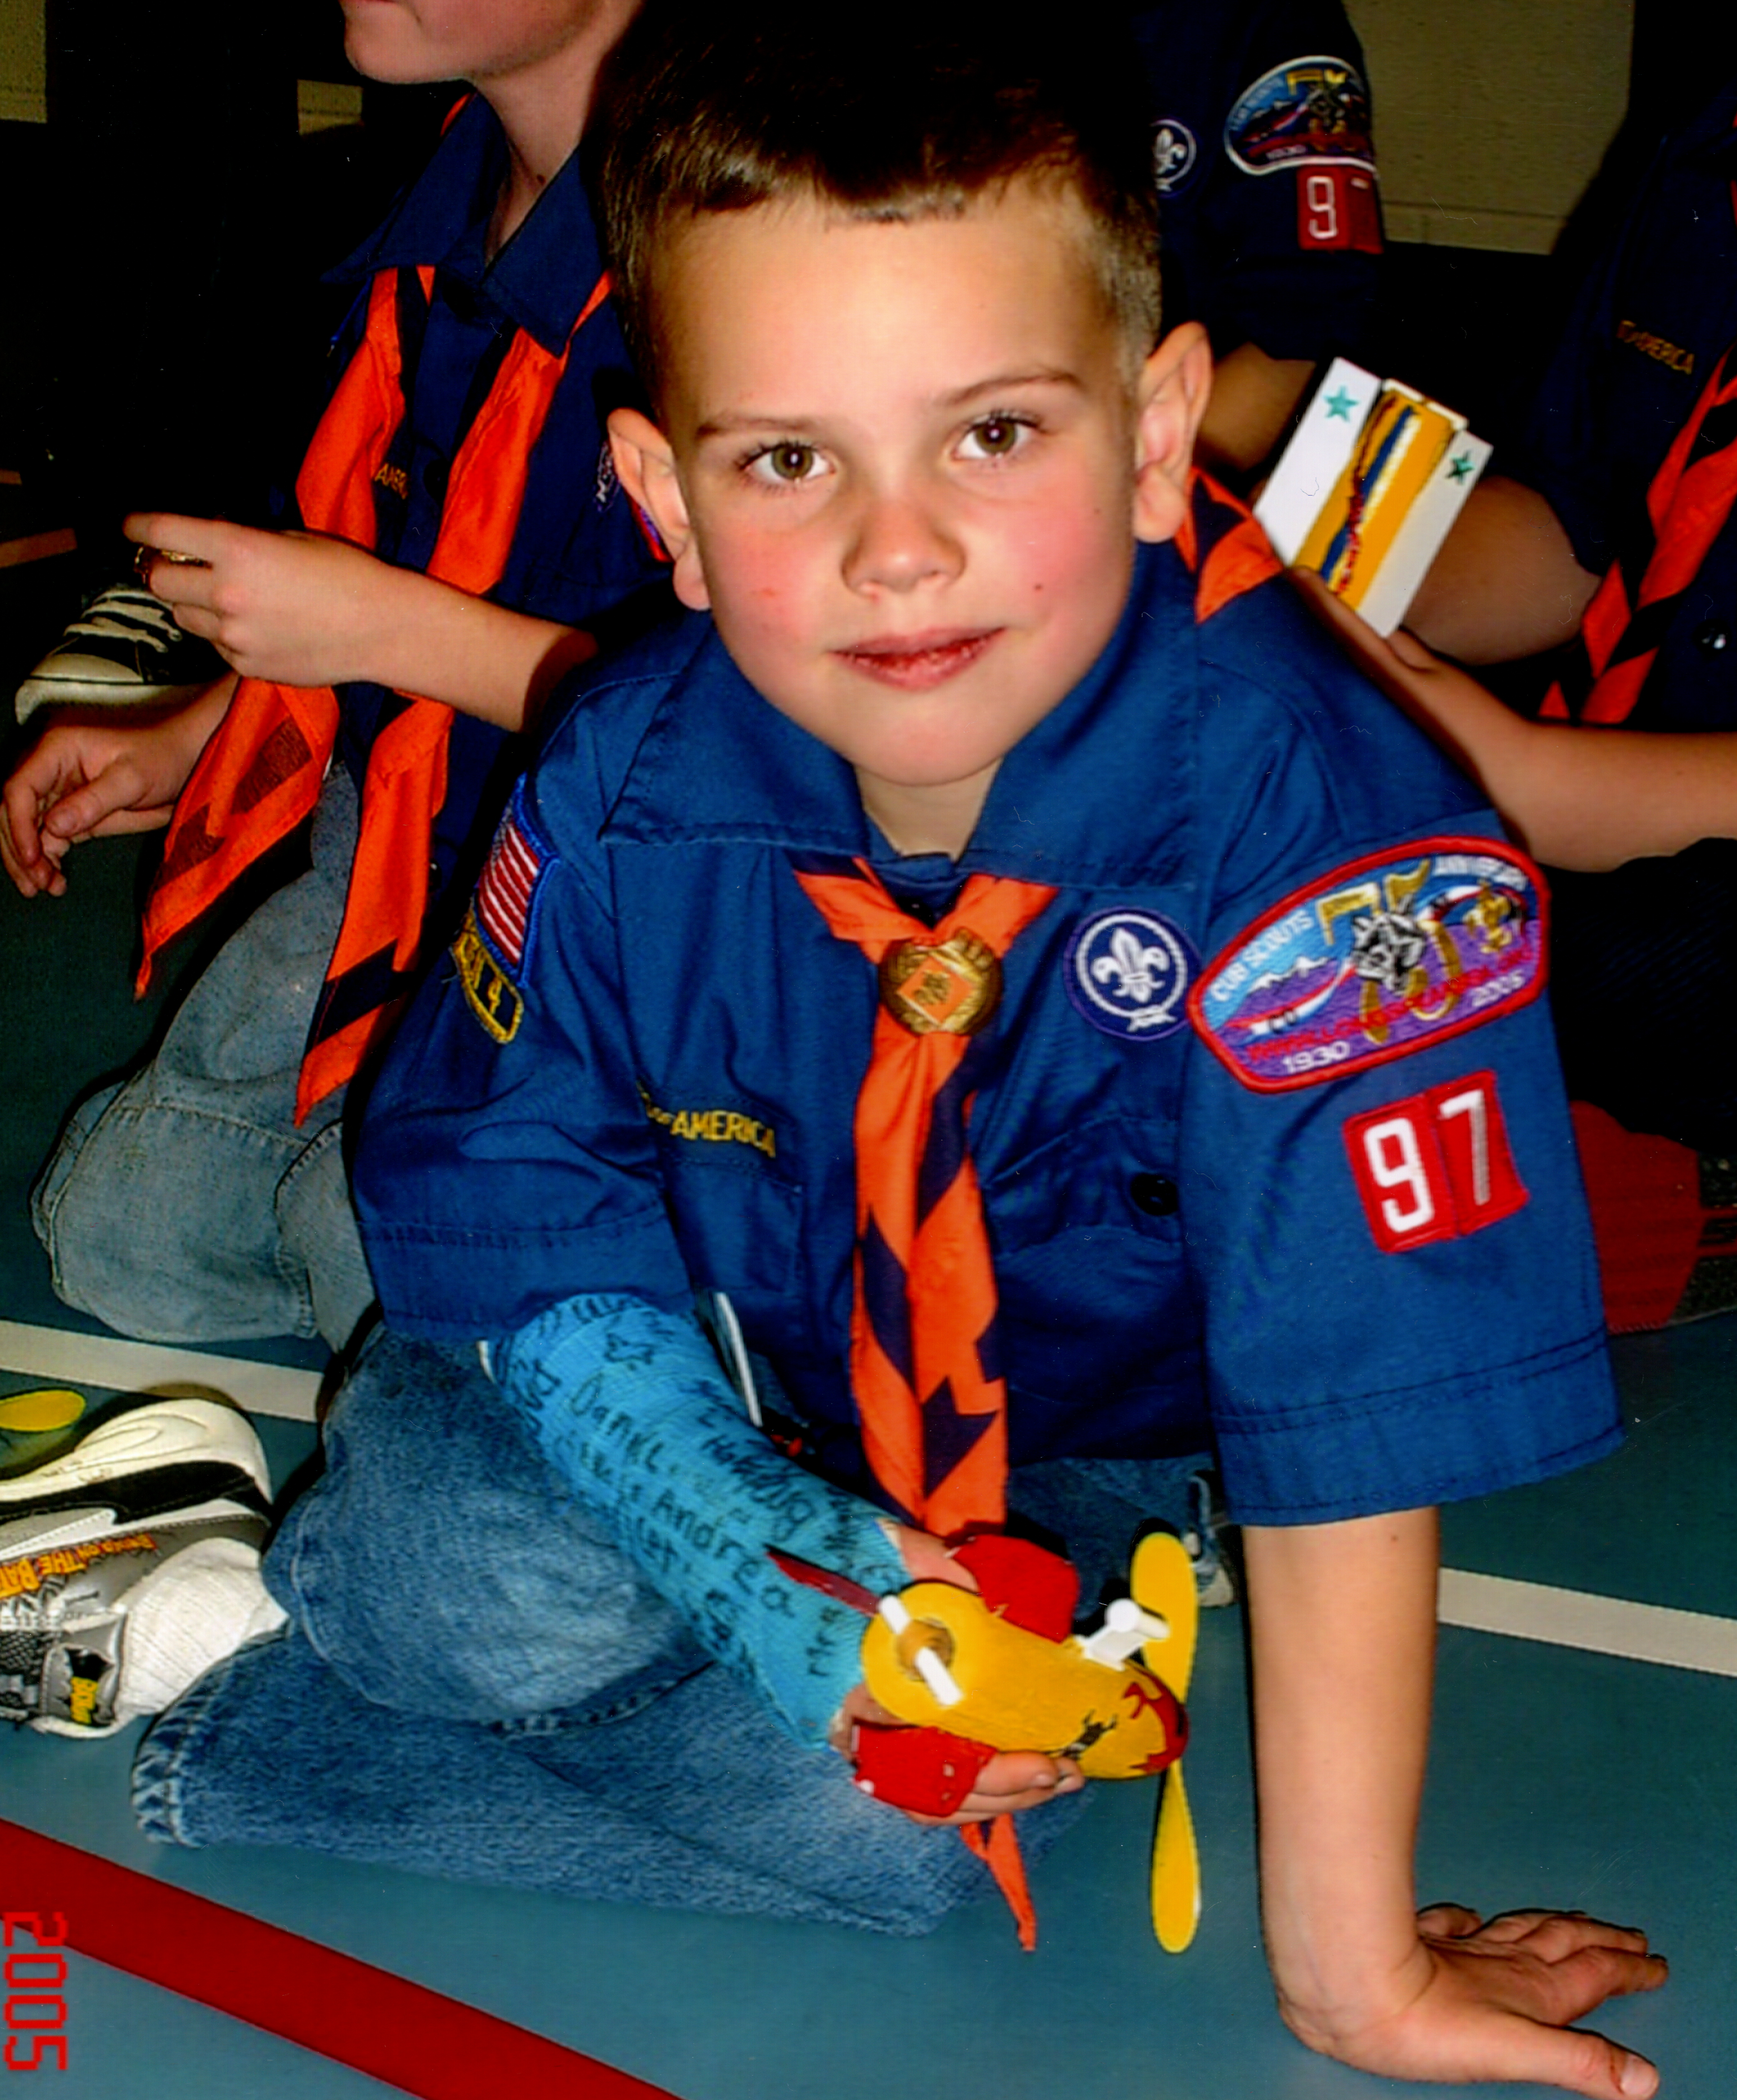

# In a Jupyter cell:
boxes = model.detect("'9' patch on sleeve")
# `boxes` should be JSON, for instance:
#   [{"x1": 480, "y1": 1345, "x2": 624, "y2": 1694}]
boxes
[
  {"x1": 1344, "y1": 1070, "x2": 1527, "y2": 1253},
  {"x1": 1297, "y1": 165, "x2": 1382, "y2": 253}
]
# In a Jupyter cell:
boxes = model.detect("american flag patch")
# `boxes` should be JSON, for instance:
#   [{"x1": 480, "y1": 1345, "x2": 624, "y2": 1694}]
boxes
[{"x1": 474, "y1": 795, "x2": 549, "y2": 975}]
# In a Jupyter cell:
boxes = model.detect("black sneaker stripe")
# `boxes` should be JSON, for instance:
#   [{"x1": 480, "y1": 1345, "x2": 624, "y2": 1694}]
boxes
[{"x1": 0, "y1": 1460, "x2": 269, "y2": 1535}]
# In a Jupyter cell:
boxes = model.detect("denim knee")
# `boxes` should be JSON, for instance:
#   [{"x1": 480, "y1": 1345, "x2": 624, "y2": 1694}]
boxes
[{"x1": 272, "y1": 1329, "x2": 701, "y2": 1721}]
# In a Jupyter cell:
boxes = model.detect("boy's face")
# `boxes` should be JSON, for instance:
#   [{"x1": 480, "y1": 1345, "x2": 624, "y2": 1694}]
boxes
[
  {"x1": 340, "y1": 0, "x2": 626, "y2": 86},
  {"x1": 612, "y1": 182, "x2": 1208, "y2": 855}
]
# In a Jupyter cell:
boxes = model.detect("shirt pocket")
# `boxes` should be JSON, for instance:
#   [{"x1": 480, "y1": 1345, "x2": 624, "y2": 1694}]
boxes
[
  {"x1": 984, "y1": 1115, "x2": 1202, "y2": 1425},
  {"x1": 649, "y1": 1093, "x2": 805, "y2": 1307}
]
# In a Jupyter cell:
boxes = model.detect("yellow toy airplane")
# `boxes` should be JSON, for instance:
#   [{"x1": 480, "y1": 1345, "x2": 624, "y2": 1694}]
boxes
[{"x1": 774, "y1": 1528, "x2": 1201, "y2": 1951}]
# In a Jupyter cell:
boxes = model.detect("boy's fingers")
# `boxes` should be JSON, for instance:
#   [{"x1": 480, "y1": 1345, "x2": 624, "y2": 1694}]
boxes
[
  {"x1": 1289, "y1": 566, "x2": 1362, "y2": 630},
  {"x1": 893, "y1": 1526, "x2": 980, "y2": 1590},
  {"x1": 124, "y1": 510, "x2": 217, "y2": 560},
  {"x1": 1518, "y1": 1913, "x2": 1657, "y2": 1964},
  {"x1": 1416, "y1": 1902, "x2": 1484, "y2": 1938},
  {"x1": 1385, "y1": 624, "x2": 1440, "y2": 671},
  {"x1": 1514, "y1": 2026, "x2": 1657, "y2": 2100},
  {"x1": 40, "y1": 763, "x2": 170, "y2": 844},
  {"x1": 1522, "y1": 1943, "x2": 1670, "y2": 2028},
  {"x1": 949, "y1": 1751, "x2": 1083, "y2": 1821},
  {"x1": 1464, "y1": 1909, "x2": 1661, "y2": 1977},
  {"x1": 40, "y1": 778, "x2": 124, "y2": 841},
  {"x1": 159, "y1": 599, "x2": 221, "y2": 642}
]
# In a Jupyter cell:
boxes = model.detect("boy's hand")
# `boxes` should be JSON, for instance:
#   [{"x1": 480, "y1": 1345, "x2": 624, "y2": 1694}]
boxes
[
  {"x1": 1282, "y1": 1903, "x2": 1666, "y2": 2098},
  {"x1": 1244, "y1": 1513, "x2": 1665, "y2": 2099},
  {"x1": 128, "y1": 514, "x2": 398, "y2": 693},
  {"x1": 828, "y1": 1523, "x2": 1083, "y2": 1825},
  {"x1": 126, "y1": 512, "x2": 586, "y2": 733},
  {"x1": 1288, "y1": 567, "x2": 1489, "y2": 742},
  {"x1": 1, "y1": 680, "x2": 234, "y2": 897}
]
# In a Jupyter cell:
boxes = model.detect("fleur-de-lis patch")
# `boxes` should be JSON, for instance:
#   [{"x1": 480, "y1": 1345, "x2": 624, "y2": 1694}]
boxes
[{"x1": 1064, "y1": 909, "x2": 1199, "y2": 1041}]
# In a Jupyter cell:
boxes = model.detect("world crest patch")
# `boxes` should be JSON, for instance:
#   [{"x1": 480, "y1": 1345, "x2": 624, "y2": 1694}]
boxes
[
  {"x1": 1151, "y1": 117, "x2": 1199, "y2": 194},
  {"x1": 1064, "y1": 909, "x2": 1199, "y2": 1041},
  {"x1": 1188, "y1": 838, "x2": 1546, "y2": 1092}
]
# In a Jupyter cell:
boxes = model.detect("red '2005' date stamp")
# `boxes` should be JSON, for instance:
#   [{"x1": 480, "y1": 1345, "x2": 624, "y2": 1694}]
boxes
[{"x1": 3, "y1": 1914, "x2": 68, "y2": 2072}]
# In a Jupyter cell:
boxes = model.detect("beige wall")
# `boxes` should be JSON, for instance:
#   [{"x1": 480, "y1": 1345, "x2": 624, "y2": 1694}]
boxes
[
  {"x1": 0, "y1": 0, "x2": 1636, "y2": 254},
  {"x1": 1348, "y1": 0, "x2": 1635, "y2": 251},
  {"x1": 0, "y1": 0, "x2": 44, "y2": 124}
]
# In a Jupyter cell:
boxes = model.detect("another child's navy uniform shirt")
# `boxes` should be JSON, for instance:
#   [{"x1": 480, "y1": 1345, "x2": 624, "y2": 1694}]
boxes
[
  {"x1": 358, "y1": 489, "x2": 1617, "y2": 1530},
  {"x1": 1516, "y1": 76, "x2": 1737, "y2": 731},
  {"x1": 310, "y1": 95, "x2": 667, "y2": 908},
  {"x1": 1128, "y1": 0, "x2": 1383, "y2": 366}
]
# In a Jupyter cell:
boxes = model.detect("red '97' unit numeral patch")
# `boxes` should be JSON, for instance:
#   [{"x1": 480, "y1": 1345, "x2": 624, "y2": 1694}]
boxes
[
  {"x1": 1344, "y1": 1071, "x2": 1527, "y2": 1253},
  {"x1": 1297, "y1": 165, "x2": 1382, "y2": 253}
]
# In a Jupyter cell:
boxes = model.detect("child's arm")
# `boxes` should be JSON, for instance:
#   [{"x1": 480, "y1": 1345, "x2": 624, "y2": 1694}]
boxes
[
  {"x1": 127, "y1": 513, "x2": 599, "y2": 734},
  {"x1": 1295, "y1": 570, "x2": 1737, "y2": 871},
  {"x1": 487, "y1": 1289, "x2": 1077, "y2": 1821},
  {"x1": 1403, "y1": 477, "x2": 1602, "y2": 665},
  {"x1": 1245, "y1": 1510, "x2": 1666, "y2": 2096},
  {"x1": 1195, "y1": 343, "x2": 1316, "y2": 484},
  {"x1": 0, "y1": 675, "x2": 236, "y2": 898}
]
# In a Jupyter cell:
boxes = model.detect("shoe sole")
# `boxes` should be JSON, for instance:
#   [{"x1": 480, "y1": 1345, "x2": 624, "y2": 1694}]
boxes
[
  {"x1": 0, "y1": 1398, "x2": 271, "y2": 1560},
  {"x1": 15, "y1": 676, "x2": 213, "y2": 720}
]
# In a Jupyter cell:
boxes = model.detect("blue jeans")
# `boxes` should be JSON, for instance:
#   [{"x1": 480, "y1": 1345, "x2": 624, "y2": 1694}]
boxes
[
  {"x1": 134, "y1": 1330, "x2": 1211, "y2": 1931},
  {"x1": 32, "y1": 774, "x2": 374, "y2": 1350}
]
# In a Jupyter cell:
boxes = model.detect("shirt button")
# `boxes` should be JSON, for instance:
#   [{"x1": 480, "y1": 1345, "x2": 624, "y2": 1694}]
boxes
[
  {"x1": 1129, "y1": 1172, "x2": 1179, "y2": 1218},
  {"x1": 1695, "y1": 621, "x2": 1729, "y2": 653}
]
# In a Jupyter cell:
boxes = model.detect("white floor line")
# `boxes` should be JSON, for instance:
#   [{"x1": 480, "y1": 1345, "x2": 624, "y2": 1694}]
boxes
[
  {"x1": 0, "y1": 1319, "x2": 321, "y2": 1422},
  {"x1": 5, "y1": 1317, "x2": 1737, "y2": 1676},
  {"x1": 1438, "y1": 1567, "x2": 1737, "y2": 1678}
]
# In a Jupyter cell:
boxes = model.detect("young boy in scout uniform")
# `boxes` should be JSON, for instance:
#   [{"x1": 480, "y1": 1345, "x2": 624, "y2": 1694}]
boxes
[{"x1": 17, "y1": 8, "x2": 1666, "y2": 2091}]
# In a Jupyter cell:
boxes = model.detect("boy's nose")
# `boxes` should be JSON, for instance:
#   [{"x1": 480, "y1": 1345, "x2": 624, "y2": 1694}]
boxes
[{"x1": 842, "y1": 490, "x2": 964, "y2": 594}]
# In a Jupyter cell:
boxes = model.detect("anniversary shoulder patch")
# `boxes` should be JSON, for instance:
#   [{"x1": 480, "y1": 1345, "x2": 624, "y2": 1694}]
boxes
[
  {"x1": 1189, "y1": 838, "x2": 1546, "y2": 1092},
  {"x1": 1225, "y1": 56, "x2": 1375, "y2": 175}
]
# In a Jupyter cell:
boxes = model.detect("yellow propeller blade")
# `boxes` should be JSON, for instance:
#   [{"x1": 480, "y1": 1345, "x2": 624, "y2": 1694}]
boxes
[
  {"x1": 1152, "y1": 1763, "x2": 1201, "y2": 1953},
  {"x1": 1130, "y1": 1530, "x2": 1203, "y2": 1952}
]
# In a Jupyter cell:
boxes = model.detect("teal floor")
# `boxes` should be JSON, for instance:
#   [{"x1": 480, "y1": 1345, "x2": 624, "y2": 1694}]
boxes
[{"x1": 1, "y1": 830, "x2": 1729, "y2": 2099}]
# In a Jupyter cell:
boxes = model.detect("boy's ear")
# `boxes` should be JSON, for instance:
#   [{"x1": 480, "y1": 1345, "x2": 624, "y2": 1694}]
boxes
[
  {"x1": 608, "y1": 407, "x2": 710, "y2": 610},
  {"x1": 1133, "y1": 321, "x2": 1213, "y2": 545}
]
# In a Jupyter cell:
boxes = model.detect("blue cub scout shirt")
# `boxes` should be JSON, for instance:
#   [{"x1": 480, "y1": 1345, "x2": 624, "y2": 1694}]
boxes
[
  {"x1": 1517, "y1": 76, "x2": 1737, "y2": 729},
  {"x1": 1127, "y1": 0, "x2": 1383, "y2": 367},
  {"x1": 312, "y1": 94, "x2": 667, "y2": 905},
  {"x1": 357, "y1": 499, "x2": 1619, "y2": 1529}
]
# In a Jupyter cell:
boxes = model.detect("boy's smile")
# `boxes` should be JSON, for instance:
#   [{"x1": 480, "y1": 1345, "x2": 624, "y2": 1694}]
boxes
[{"x1": 612, "y1": 183, "x2": 1207, "y2": 855}]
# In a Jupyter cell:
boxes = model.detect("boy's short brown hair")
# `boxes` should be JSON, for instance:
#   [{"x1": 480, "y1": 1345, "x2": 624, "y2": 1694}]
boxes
[{"x1": 596, "y1": 0, "x2": 1164, "y2": 404}]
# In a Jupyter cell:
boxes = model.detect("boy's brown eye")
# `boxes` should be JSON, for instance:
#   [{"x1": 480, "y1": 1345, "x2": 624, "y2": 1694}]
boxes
[
  {"x1": 972, "y1": 417, "x2": 1021, "y2": 455},
  {"x1": 768, "y1": 443, "x2": 816, "y2": 480}
]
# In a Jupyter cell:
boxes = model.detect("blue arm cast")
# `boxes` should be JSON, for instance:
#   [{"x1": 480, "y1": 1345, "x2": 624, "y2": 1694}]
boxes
[{"x1": 487, "y1": 1291, "x2": 908, "y2": 1746}]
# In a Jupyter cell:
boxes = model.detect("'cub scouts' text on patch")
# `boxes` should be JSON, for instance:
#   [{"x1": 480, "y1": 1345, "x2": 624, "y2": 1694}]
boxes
[
  {"x1": 1189, "y1": 838, "x2": 1546, "y2": 1092},
  {"x1": 1224, "y1": 56, "x2": 1375, "y2": 174}
]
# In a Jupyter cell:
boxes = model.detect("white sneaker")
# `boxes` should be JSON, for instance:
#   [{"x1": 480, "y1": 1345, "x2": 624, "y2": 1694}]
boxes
[
  {"x1": 14, "y1": 584, "x2": 225, "y2": 720},
  {"x1": 0, "y1": 1397, "x2": 280, "y2": 1735}
]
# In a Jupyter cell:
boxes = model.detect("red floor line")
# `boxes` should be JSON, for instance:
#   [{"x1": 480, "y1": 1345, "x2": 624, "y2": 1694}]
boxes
[{"x1": 2, "y1": 1819, "x2": 678, "y2": 2100}]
